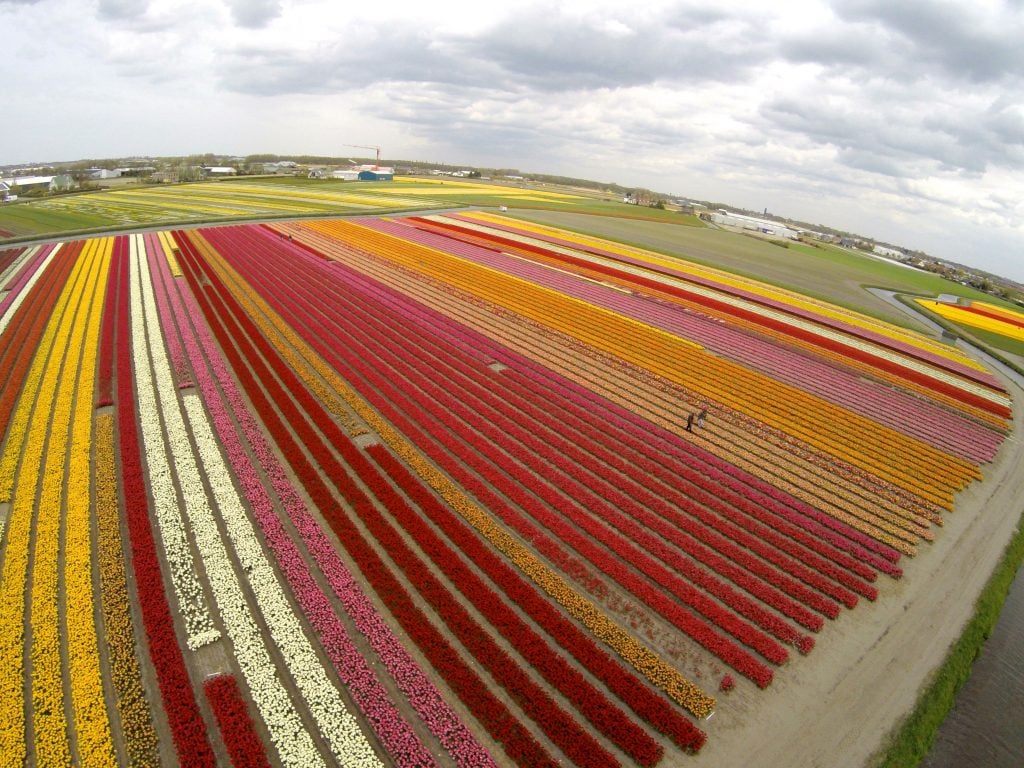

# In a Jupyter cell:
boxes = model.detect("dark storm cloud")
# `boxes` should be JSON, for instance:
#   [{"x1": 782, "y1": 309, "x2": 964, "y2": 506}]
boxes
[
  {"x1": 458, "y1": 5, "x2": 773, "y2": 91},
  {"x1": 830, "y1": 0, "x2": 1024, "y2": 83},
  {"x1": 218, "y1": 3, "x2": 775, "y2": 98},
  {"x1": 97, "y1": 0, "x2": 148, "y2": 20}
]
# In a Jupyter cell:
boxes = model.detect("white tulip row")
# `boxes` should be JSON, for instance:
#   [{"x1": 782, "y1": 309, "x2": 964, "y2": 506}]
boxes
[
  {"x1": 183, "y1": 391, "x2": 383, "y2": 768},
  {"x1": 132, "y1": 235, "x2": 321, "y2": 765},
  {"x1": 0, "y1": 245, "x2": 38, "y2": 290},
  {"x1": 138, "y1": 236, "x2": 384, "y2": 768},
  {"x1": 0, "y1": 246, "x2": 57, "y2": 338},
  {"x1": 495, "y1": 224, "x2": 1010, "y2": 406},
  {"x1": 129, "y1": 235, "x2": 220, "y2": 650}
]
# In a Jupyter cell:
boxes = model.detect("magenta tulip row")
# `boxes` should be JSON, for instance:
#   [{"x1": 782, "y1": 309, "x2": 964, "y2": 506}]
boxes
[
  {"x1": 174, "y1": 234, "x2": 551, "y2": 767},
  {"x1": 444, "y1": 213, "x2": 1005, "y2": 391},
  {"x1": 389, "y1": 217, "x2": 1000, "y2": 465},
  {"x1": 210, "y1": 226, "x2": 775, "y2": 688},
  {"x1": 109, "y1": 238, "x2": 216, "y2": 765}
]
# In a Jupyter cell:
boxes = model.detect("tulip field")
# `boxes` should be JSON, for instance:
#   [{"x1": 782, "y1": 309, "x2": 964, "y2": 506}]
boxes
[
  {"x1": 916, "y1": 297, "x2": 1024, "y2": 343},
  {"x1": 0, "y1": 210, "x2": 1012, "y2": 766}
]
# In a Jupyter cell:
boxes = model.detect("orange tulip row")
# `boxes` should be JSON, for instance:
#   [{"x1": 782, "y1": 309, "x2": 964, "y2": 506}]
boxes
[
  {"x1": 297, "y1": 226, "x2": 924, "y2": 559},
  {"x1": 204, "y1": 225, "x2": 717, "y2": 721},
  {"x1": 94, "y1": 413, "x2": 160, "y2": 764},
  {"x1": 324, "y1": 220, "x2": 972, "y2": 514}
]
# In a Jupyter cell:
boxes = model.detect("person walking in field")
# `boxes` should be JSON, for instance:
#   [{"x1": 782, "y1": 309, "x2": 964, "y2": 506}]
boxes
[
  {"x1": 686, "y1": 413, "x2": 694, "y2": 432},
  {"x1": 697, "y1": 409, "x2": 707, "y2": 428}
]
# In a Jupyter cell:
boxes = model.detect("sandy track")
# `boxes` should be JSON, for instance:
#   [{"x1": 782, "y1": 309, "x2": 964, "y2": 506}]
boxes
[{"x1": 697, "y1": 348, "x2": 1023, "y2": 768}]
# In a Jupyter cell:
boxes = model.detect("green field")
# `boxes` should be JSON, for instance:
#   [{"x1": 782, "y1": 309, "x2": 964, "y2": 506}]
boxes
[
  {"x1": 506, "y1": 208, "x2": 1014, "y2": 334},
  {"x1": 4, "y1": 176, "x2": 1018, "y2": 354}
]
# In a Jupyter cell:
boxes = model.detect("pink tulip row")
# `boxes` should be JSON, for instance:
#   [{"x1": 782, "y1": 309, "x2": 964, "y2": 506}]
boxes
[
  {"x1": 443, "y1": 213, "x2": 1006, "y2": 392},
  {"x1": 174, "y1": 234, "x2": 543, "y2": 766},
  {"x1": 201, "y1": 227, "x2": 630, "y2": 767},
  {"x1": 157, "y1": 232, "x2": 439, "y2": 767},
  {"x1": 215, "y1": 228, "x2": 774, "y2": 689},
  {"x1": 207, "y1": 227, "x2": 711, "y2": 745}
]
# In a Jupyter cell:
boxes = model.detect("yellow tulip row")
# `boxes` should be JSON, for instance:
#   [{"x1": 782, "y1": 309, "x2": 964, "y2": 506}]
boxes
[
  {"x1": 322, "y1": 220, "x2": 975, "y2": 511},
  {"x1": 94, "y1": 413, "x2": 160, "y2": 764},
  {"x1": 299, "y1": 231, "x2": 934, "y2": 556},
  {"x1": 62, "y1": 237, "x2": 117, "y2": 766},
  {"x1": 465, "y1": 211, "x2": 986, "y2": 373},
  {"x1": 158, "y1": 229, "x2": 183, "y2": 277},
  {"x1": 197, "y1": 226, "x2": 716, "y2": 720},
  {"x1": 0, "y1": 242, "x2": 90, "y2": 762},
  {"x1": 0, "y1": 239, "x2": 115, "y2": 765},
  {"x1": 921, "y1": 299, "x2": 1024, "y2": 343}
]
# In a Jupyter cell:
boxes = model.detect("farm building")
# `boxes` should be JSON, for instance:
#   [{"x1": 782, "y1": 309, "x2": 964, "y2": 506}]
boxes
[
  {"x1": 331, "y1": 169, "x2": 360, "y2": 181},
  {"x1": 711, "y1": 210, "x2": 800, "y2": 239},
  {"x1": 203, "y1": 166, "x2": 237, "y2": 176},
  {"x1": 357, "y1": 168, "x2": 394, "y2": 181}
]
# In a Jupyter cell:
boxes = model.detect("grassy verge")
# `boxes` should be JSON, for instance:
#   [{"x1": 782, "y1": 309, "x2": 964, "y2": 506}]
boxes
[{"x1": 875, "y1": 510, "x2": 1024, "y2": 767}]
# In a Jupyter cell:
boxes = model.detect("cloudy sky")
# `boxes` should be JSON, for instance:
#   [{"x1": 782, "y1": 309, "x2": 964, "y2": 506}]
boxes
[{"x1": 3, "y1": 0, "x2": 1023, "y2": 281}]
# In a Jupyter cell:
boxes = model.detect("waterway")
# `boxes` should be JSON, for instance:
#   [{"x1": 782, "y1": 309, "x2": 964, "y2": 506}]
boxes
[
  {"x1": 921, "y1": 568, "x2": 1024, "y2": 767},
  {"x1": 865, "y1": 288, "x2": 1024, "y2": 767}
]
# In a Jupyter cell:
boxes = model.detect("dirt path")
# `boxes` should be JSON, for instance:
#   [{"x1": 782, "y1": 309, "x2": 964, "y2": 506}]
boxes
[{"x1": 695, "y1": 335, "x2": 1024, "y2": 768}]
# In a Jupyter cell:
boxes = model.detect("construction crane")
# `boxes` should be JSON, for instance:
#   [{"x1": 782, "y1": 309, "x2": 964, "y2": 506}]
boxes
[{"x1": 343, "y1": 144, "x2": 381, "y2": 169}]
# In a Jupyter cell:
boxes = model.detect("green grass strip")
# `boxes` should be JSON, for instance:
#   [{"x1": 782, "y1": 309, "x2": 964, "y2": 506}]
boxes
[{"x1": 875, "y1": 511, "x2": 1024, "y2": 767}]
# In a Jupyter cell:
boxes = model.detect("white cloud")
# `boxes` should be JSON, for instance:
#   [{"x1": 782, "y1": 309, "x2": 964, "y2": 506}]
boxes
[{"x1": 1, "y1": 0, "x2": 1022, "y2": 280}]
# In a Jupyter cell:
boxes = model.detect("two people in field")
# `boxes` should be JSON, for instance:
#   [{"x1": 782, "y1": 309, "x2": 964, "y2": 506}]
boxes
[{"x1": 685, "y1": 408, "x2": 707, "y2": 432}]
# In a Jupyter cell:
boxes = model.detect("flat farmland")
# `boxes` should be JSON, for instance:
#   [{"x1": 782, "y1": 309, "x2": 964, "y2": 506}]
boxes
[{"x1": 0, "y1": 208, "x2": 1017, "y2": 767}]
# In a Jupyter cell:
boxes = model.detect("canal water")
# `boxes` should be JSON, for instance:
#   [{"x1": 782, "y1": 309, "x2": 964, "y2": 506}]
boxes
[{"x1": 921, "y1": 563, "x2": 1024, "y2": 767}]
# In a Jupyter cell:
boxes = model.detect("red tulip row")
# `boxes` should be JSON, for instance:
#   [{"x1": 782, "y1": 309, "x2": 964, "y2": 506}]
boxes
[
  {"x1": 368, "y1": 441, "x2": 707, "y2": 754},
  {"x1": 174, "y1": 236, "x2": 556, "y2": 768},
  {"x1": 379, "y1": 334, "x2": 794, "y2": 662},
  {"x1": 358, "y1": 294, "x2": 825, "y2": 639},
  {"x1": 206, "y1": 226, "x2": 715, "y2": 729},
  {"x1": 0, "y1": 244, "x2": 78, "y2": 444},
  {"x1": 0, "y1": 245, "x2": 24, "y2": 275},
  {"x1": 110, "y1": 236, "x2": 215, "y2": 765},
  {"x1": 199, "y1": 233, "x2": 633, "y2": 768},
  {"x1": 424, "y1": 215, "x2": 1009, "y2": 415},
  {"x1": 214, "y1": 231, "x2": 774, "y2": 689},
  {"x1": 95, "y1": 243, "x2": 119, "y2": 408},
  {"x1": 203, "y1": 675, "x2": 271, "y2": 768},
  {"x1": 361, "y1": 439, "x2": 663, "y2": 766}
]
